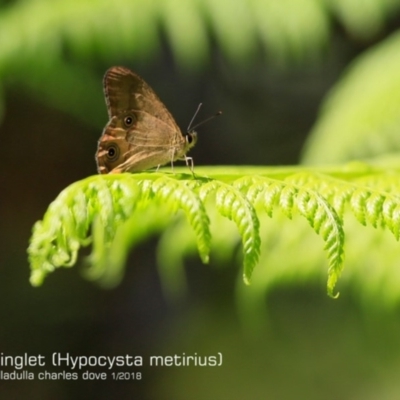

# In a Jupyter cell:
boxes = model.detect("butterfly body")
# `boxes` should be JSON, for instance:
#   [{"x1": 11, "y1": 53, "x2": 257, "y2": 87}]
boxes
[{"x1": 96, "y1": 67, "x2": 197, "y2": 174}]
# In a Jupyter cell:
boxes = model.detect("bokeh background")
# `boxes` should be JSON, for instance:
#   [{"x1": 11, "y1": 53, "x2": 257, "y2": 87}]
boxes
[{"x1": 3, "y1": 0, "x2": 400, "y2": 398}]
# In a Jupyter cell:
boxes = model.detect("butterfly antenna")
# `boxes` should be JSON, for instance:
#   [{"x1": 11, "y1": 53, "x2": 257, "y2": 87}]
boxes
[
  {"x1": 187, "y1": 103, "x2": 203, "y2": 132},
  {"x1": 187, "y1": 104, "x2": 222, "y2": 133}
]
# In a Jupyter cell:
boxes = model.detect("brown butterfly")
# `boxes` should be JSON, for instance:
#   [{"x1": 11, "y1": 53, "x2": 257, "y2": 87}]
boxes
[{"x1": 96, "y1": 66, "x2": 197, "y2": 174}]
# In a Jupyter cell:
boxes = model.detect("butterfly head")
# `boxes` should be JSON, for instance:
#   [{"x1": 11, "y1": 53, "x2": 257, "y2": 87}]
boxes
[{"x1": 185, "y1": 130, "x2": 197, "y2": 150}]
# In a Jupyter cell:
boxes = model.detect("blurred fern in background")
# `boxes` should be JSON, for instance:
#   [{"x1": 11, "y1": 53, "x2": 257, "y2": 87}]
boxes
[{"x1": 0, "y1": 0, "x2": 400, "y2": 131}]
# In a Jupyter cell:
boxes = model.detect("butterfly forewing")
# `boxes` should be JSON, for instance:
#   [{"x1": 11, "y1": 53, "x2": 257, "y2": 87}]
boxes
[{"x1": 104, "y1": 67, "x2": 178, "y2": 129}]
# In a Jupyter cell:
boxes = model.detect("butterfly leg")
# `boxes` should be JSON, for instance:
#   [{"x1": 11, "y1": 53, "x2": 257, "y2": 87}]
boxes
[
  {"x1": 184, "y1": 155, "x2": 194, "y2": 171},
  {"x1": 184, "y1": 155, "x2": 196, "y2": 178},
  {"x1": 170, "y1": 149, "x2": 176, "y2": 172}
]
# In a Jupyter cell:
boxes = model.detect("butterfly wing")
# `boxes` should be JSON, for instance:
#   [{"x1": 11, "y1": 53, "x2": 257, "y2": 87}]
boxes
[
  {"x1": 96, "y1": 66, "x2": 194, "y2": 174},
  {"x1": 104, "y1": 66, "x2": 179, "y2": 125}
]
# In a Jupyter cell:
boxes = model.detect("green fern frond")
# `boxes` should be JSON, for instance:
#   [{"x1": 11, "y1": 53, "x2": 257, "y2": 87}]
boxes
[
  {"x1": 29, "y1": 173, "x2": 212, "y2": 287},
  {"x1": 29, "y1": 175, "x2": 142, "y2": 286},
  {"x1": 3, "y1": 0, "x2": 400, "y2": 125},
  {"x1": 151, "y1": 176, "x2": 211, "y2": 264},
  {"x1": 0, "y1": 0, "x2": 329, "y2": 74},
  {"x1": 288, "y1": 171, "x2": 400, "y2": 240},
  {"x1": 200, "y1": 181, "x2": 261, "y2": 284},
  {"x1": 28, "y1": 165, "x2": 400, "y2": 298},
  {"x1": 235, "y1": 175, "x2": 344, "y2": 297},
  {"x1": 325, "y1": 0, "x2": 400, "y2": 39},
  {"x1": 302, "y1": 31, "x2": 400, "y2": 164}
]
